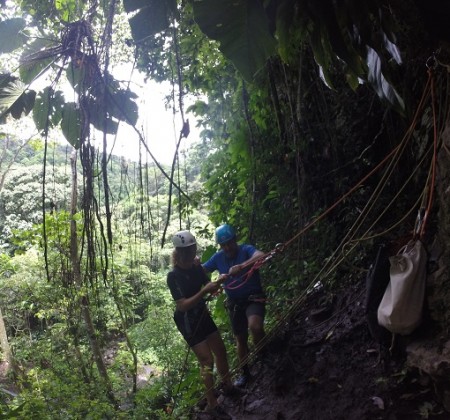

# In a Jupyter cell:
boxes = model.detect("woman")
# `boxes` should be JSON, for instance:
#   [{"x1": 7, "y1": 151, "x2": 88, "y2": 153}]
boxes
[{"x1": 167, "y1": 230, "x2": 234, "y2": 417}]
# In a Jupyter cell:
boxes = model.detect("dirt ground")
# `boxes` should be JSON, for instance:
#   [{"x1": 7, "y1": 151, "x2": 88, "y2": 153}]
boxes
[{"x1": 195, "y1": 279, "x2": 449, "y2": 420}]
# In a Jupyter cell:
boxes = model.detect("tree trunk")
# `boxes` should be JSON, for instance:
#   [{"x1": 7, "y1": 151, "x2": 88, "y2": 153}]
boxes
[
  {"x1": 0, "y1": 137, "x2": 26, "y2": 382},
  {"x1": 0, "y1": 307, "x2": 20, "y2": 379},
  {"x1": 69, "y1": 150, "x2": 117, "y2": 407}
]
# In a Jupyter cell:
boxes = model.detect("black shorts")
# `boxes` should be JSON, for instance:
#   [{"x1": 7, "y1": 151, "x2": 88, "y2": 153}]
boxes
[
  {"x1": 226, "y1": 300, "x2": 265, "y2": 336},
  {"x1": 174, "y1": 308, "x2": 218, "y2": 347}
]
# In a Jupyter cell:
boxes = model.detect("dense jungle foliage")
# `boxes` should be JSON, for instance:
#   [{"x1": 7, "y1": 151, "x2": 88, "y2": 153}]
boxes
[{"x1": 1, "y1": 0, "x2": 450, "y2": 418}]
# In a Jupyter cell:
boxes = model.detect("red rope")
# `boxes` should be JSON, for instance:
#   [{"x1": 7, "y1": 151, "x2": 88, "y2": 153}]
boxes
[
  {"x1": 224, "y1": 246, "x2": 282, "y2": 290},
  {"x1": 419, "y1": 67, "x2": 438, "y2": 239},
  {"x1": 220, "y1": 67, "x2": 435, "y2": 290}
]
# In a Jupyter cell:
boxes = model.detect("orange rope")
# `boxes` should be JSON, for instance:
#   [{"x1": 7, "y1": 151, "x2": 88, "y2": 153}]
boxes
[
  {"x1": 229, "y1": 67, "x2": 435, "y2": 285},
  {"x1": 419, "y1": 67, "x2": 438, "y2": 238},
  {"x1": 222, "y1": 253, "x2": 271, "y2": 290}
]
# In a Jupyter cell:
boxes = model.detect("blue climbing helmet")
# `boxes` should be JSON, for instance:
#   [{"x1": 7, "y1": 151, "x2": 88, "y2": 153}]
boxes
[{"x1": 215, "y1": 224, "x2": 236, "y2": 245}]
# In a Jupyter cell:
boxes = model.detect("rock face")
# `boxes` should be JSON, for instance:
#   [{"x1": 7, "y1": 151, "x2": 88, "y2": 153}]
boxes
[
  {"x1": 407, "y1": 340, "x2": 450, "y2": 411},
  {"x1": 403, "y1": 119, "x2": 450, "y2": 414},
  {"x1": 431, "y1": 121, "x2": 450, "y2": 331},
  {"x1": 195, "y1": 282, "x2": 450, "y2": 419}
]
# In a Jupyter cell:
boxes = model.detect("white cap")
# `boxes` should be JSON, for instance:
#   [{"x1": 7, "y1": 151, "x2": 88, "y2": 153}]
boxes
[{"x1": 172, "y1": 230, "x2": 196, "y2": 248}]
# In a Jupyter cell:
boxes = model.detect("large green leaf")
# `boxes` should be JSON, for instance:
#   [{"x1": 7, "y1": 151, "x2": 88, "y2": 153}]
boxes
[
  {"x1": 0, "y1": 18, "x2": 27, "y2": 54},
  {"x1": 9, "y1": 90, "x2": 36, "y2": 119},
  {"x1": 87, "y1": 97, "x2": 119, "y2": 135},
  {"x1": 123, "y1": 0, "x2": 176, "y2": 13},
  {"x1": 67, "y1": 63, "x2": 138, "y2": 132},
  {"x1": 125, "y1": 0, "x2": 176, "y2": 41},
  {"x1": 107, "y1": 88, "x2": 138, "y2": 127},
  {"x1": 367, "y1": 48, "x2": 404, "y2": 114},
  {"x1": 55, "y1": 0, "x2": 78, "y2": 22},
  {"x1": 309, "y1": 22, "x2": 335, "y2": 89},
  {"x1": 19, "y1": 38, "x2": 59, "y2": 84},
  {"x1": 61, "y1": 102, "x2": 81, "y2": 148},
  {"x1": 66, "y1": 62, "x2": 87, "y2": 92},
  {"x1": 186, "y1": 100, "x2": 208, "y2": 116},
  {"x1": 0, "y1": 74, "x2": 36, "y2": 121},
  {"x1": 276, "y1": 0, "x2": 309, "y2": 63},
  {"x1": 192, "y1": 0, "x2": 277, "y2": 81},
  {"x1": 0, "y1": 74, "x2": 23, "y2": 110},
  {"x1": 309, "y1": 0, "x2": 365, "y2": 77},
  {"x1": 32, "y1": 87, "x2": 64, "y2": 132}
]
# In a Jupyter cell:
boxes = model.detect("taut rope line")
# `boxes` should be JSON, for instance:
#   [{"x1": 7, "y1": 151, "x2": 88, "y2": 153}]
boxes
[
  {"x1": 190, "y1": 65, "x2": 440, "y2": 407},
  {"x1": 229, "y1": 66, "x2": 435, "y2": 287}
]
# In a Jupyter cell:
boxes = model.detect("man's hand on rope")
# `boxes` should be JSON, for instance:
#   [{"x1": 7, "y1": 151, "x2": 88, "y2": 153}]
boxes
[{"x1": 229, "y1": 264, "x2": 243, "y2": 276}]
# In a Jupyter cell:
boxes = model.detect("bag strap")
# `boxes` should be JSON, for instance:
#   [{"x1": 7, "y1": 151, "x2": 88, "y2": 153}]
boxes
[{"x1": 414, "y1": 66, "x2": 438, "y2": 241}]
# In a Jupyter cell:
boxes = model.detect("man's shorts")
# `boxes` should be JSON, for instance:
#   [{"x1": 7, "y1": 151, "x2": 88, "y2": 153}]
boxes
[{"x1": 226, "y1": 300, "x2": 265, "y2": 336}]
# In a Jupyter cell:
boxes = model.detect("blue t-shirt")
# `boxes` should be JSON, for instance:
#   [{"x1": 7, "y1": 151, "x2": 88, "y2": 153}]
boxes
[{"x1": 203, "y1": 244, "x2": 263, "y2": 300}]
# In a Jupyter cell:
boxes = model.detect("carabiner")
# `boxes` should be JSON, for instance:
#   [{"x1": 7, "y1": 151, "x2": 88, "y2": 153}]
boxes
[{"x1": 426, "y1": 53, "x2": 438, "y2": 70}]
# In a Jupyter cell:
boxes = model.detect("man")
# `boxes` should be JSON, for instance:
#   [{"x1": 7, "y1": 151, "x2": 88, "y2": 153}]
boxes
[{"x1": 203, "y1": 224, "x2": 266, "y2": 387}]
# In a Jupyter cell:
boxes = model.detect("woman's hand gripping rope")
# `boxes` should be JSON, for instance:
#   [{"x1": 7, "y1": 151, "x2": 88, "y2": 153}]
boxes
[
  {"x1": 204, "y1": 278, "x2": 224, "y2": 301},
  {"x1": 208, "y1": 274, "x2": 228, "y2": 297}
]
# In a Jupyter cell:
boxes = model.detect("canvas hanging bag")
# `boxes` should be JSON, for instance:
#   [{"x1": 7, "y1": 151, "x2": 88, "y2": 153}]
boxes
[
  {"x1": 376, "y1": 64, "x2": 436, "y2": 337},
  {"x1": 377, "y1": 240, "x2": 427, "y2": 335}
]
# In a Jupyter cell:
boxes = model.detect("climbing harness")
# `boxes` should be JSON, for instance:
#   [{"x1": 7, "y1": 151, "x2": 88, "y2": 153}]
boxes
[{"x1": 225, "y1": 293, "x2": 268, "y2": 312}]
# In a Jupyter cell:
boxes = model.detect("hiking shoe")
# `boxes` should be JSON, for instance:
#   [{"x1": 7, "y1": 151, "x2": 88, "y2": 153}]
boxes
[
  {"x1": 222, "y1": 384, "x2": 244, "y2": 398},
  {"x1": 233, "y1": 373, "x2": 249, "y2": 388},
  {"x1": 204, "y1": 404, "x2": 231, "y2": 419}
]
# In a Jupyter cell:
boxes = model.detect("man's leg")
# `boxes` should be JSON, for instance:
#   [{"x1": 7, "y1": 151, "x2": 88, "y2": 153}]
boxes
[
  {"x1": 248, "y1": 313, "x2": 265, "y2": 346},
  {"x1": 233, "y1": 331, "x2": 251, "y2": 386},
  {"x1": 235, "y1": 331, "x2": 249, "y2": 364},
  {"x1": 226, "y1": 302, "x2": 248, "y2": 364},
  {"x1": 229, "y1": 305, "x2": 251, "y2": 387}
]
